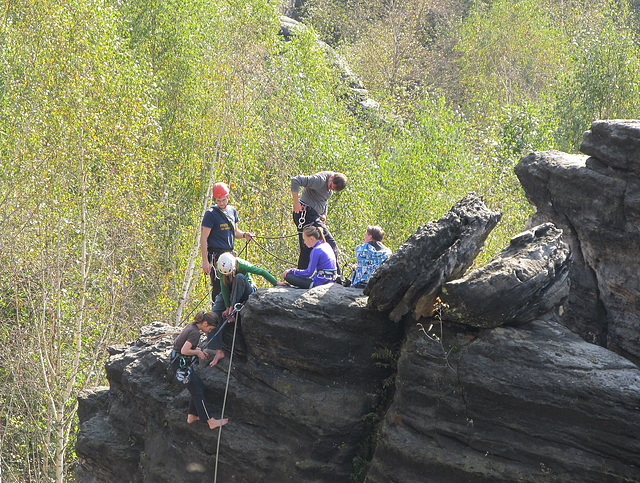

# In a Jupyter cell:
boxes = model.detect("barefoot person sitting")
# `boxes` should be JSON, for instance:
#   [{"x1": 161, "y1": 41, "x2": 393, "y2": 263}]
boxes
[
  {"x1": 170, "y1": 311, "x2": 229, "y2": 430},
  {"x1": 280, "y1": 225, "x2": 337, "y2": 289},
  {"x1": 207, "y1": 252, "x2": 279, "y2": 366}
]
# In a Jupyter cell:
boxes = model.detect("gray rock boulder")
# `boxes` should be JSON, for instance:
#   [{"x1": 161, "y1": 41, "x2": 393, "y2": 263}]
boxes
[
  {"x1": 441, "y1": 223, "x2": 571, "y2": 328},
  {"x1": 581, "y1": 119, "x2": 640, "y2": 176},
  {"x1": 365, "y1": 193, "x2": 501, "y2": 322},
  {"x1": 366, "y1": 319, "x2": 640, "y2": 483},
  {"x1": 515, "y1": 122, "x2": 640, "y2": 363},
  {"x1": 76, "y1": 176, "x2": 640, "y2": 483},
  {"x1": 76, "y1": 285, "x2": 400, "y2": 483},
  {"x1": 241, "y1": 284, "x2": 399, "y2": 386}
]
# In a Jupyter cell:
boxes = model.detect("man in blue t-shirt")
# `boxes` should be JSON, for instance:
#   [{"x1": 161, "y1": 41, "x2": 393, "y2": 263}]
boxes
[{"x1": 200, "y1": 182, "x2": 253, "y2": 301}]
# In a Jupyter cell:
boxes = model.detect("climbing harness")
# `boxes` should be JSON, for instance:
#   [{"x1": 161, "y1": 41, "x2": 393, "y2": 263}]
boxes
[
  {"x1": 296, "y1": 204, "x2": 307, "y2": 230},
  {"x1": 170, "y1": 351, "x2": 197, "y2": 385},
  {"x1": 316, "y1": 269, "x2": 337, "y2": 279},
  {"x1": 213, "y1": 303, "x2": 244, "y2": 483}
]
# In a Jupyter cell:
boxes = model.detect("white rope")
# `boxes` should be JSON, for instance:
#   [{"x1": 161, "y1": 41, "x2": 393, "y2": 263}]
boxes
[{"x1": 213, "y1": 308, "x2": 240, "y2": 483}]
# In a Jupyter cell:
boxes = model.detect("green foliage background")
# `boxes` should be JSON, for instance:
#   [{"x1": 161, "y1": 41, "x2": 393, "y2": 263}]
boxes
[{"x1": 1, "y1": 0, "x2": 640, "y2": 480}]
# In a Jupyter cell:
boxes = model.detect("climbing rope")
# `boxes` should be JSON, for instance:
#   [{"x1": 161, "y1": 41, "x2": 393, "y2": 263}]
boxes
[
  {"x1": 213, "y1": 303, "x2": 243, "y2": 483},
  {"x1": 252, "y1": 233, "x2": 298, "y2": 239},
  {"x1": 176, "y1": 274, "x2": 212, "y2": 326},
  {"x1": 248, "y1": 236, "x2": 297, "y2": 267}
]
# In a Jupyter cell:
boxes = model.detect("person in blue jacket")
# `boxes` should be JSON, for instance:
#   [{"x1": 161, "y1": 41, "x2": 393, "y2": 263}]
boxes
[
  {"x1": 351, "y1": 225, "x2": 391, "y2": 289},
  {"x1": 280, "y1": 225, "x2": 337, "y2": 289}
]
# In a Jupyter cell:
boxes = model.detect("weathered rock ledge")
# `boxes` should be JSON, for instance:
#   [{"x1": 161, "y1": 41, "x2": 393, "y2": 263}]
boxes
[
  {"x1": 77, "y1": 125, "x2": 640, "y2": 481},
  {"x1": 515, "y1": 119, "x2": 640, "y2": 364}
]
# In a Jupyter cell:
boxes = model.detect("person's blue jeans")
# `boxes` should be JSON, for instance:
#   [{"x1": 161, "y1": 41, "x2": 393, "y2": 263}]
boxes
[{"x1": 207, "y1": 274, "x2": 254, "y2": 351}]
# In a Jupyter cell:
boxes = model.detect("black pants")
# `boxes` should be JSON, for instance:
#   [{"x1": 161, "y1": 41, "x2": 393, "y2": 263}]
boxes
[
  {"x1": 207, "y1": 249, "x2": 231, "y2": 303},
  {"x1": 292, "y1": 206, "x2": 340, "y2": 273},
  {"x1": 207, "y1": 274, "x2": 253, "y2": 351},
  {"x1": 170, "y1": 359, "x2": 215, "y2": 422},
  {"x1": 285, "y1": 272, "x2": 314, "y2": 289}
]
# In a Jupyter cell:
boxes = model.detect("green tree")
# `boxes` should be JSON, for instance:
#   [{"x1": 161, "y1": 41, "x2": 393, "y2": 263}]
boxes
[
  {"x1": 554, "y1": 1, "x2": 640, "y2": 150},
  {"x1": 0, "y1": 0, "x2": 159, "y2": 480},
  {"x1": 455, "y1": 0, "x2": 568, "y2": 118}
]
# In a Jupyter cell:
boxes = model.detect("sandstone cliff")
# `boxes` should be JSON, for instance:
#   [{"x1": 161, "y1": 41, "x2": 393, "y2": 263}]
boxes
[
  {"x1": 76, "y1": 122, "x2": 640, "y2": 482},
  {"x1": 515, "y1": 120, "x2": 640, "y2": 364}
]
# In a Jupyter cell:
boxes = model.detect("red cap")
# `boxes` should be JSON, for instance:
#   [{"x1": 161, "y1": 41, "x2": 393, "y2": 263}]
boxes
[{"x1": 213, "y1": 182, "x2": 230, "y2": 198}]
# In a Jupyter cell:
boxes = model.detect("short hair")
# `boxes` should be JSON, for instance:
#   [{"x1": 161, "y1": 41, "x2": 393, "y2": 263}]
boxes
[
  {"x1": 367, "y1": 225, "x2": 385, "y2": 242},
  {"x1": 332, "y1": 173, "x2": 347, "y2": 191},
  {"x1": 302, "y1": 224, "x2": 325, "y2": 242}
]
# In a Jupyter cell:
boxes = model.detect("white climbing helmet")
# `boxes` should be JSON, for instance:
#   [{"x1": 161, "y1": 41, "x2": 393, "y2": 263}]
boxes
[{"x1": 217, "y1": 252, "x2": 236, "y2": 275}]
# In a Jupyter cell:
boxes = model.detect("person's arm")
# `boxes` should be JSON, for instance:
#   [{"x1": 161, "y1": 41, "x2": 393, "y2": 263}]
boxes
[
  {"x1": 246, "y1": 263, "x2": 278, "y2": 286},
  {"x1": 200, "y1": 226, "x2": 212, "y2": 274},
  {"x1": 290, "y1": 246, "x2": 320, "y2": 278},
  {"x1": 181, "y1": 340, "x2": 207, "y2": 359},
  {"x1": 291, "y1": 190, "x2": 302, "y2": 213},
  {"x1": 234, "y1": 226, "x2": 253, "y2": 241}
]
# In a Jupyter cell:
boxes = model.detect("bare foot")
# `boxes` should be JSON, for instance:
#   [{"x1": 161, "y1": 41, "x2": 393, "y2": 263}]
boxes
[
  {"x1": 187, "y1": 414, "x2": 200, "y2": 424},
  {"x1": 208, "y1": 418, "x2": 229, "y2": 430},
  {"x1": 209, "y1": 350, "x2": 225, "y2": 367}
]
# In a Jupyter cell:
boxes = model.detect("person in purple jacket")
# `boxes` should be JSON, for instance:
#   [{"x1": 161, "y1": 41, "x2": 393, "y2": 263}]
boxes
[{"x1": 280, "y1": 225, "x2": 337, "y2": 289}]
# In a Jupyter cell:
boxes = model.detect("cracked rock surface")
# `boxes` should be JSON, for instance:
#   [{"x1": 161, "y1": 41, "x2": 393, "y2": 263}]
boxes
[
  {"x1": 515, "y1": 120, "x2": 640, "y2": 363},
  {"x1": 77, "y1": 174, "x2": 640, "y2": 482},
  {"x1": 366, "y1": 320, "x2": 640, "y2": 483}
]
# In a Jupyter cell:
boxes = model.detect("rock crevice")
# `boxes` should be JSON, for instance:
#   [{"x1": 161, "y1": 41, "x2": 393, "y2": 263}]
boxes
[{"x1": 77, "y1": 120, "x2": 640, "y2": 482}]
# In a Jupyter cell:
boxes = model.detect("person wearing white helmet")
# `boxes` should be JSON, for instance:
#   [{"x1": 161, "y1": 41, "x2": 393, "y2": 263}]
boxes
[
  {"x1": 206, "y1": 252, "x2": 278, "y2": 367},
  {"x1": 200, "y1": 182, "x2": 253, "y2": 302}
]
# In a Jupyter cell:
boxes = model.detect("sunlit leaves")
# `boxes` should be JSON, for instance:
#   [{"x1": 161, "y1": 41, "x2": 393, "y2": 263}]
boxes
[{"x1": 553, "y1": 1, "x2": 640, "y2": 150}]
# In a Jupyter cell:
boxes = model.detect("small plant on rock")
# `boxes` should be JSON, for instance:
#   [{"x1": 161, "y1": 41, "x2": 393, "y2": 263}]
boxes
[{"x1": 417, "y1": 296, "x2": 456, "y2": 372}]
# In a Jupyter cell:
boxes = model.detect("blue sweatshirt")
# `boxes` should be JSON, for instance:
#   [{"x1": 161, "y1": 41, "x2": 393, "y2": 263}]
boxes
[
  {"x1": 351, "y1": 242, "x2": 391, "y2": 286},
  {"x1": 290, "y1": 240, "x2": 337, "y2": 286}
]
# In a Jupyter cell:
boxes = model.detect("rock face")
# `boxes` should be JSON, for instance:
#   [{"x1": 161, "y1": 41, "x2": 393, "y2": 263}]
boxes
[
  {"x1": 77, "y1": 161, "x2": 640, "y2": 482},
  {"x1": 279, "y1": 16, "x2": 381, "y2": 116},
  {"x1": 76, "y1": 285, "x2": 401, "y2": 483},
  {"x1": 515, "y1": 120, "x2": 640, "y2": 363},
  {"x1": 366, "y1": 319, "x2": 640, "y2": 483},
  {"x1": 441, "y1": 223, "x2": 571, "y2": 328},
  {"x1": 365, "y1": 193, "x2": 501, "y2": 322}
]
